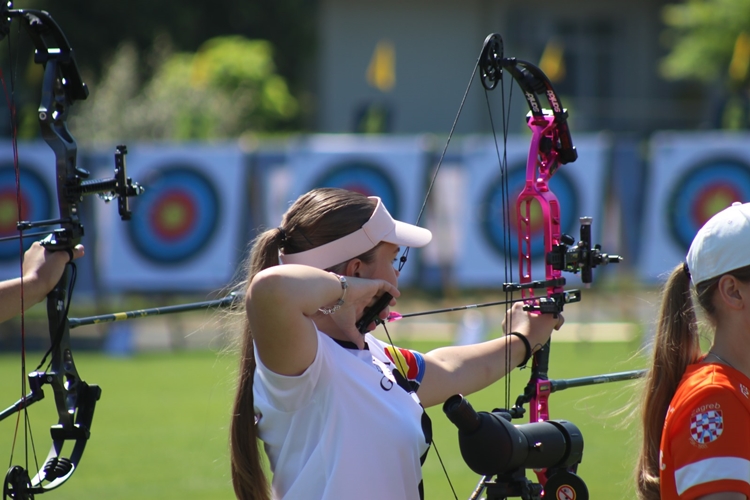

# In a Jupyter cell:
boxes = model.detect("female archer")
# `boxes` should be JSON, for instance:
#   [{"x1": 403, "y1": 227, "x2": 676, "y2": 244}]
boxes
[
  {"x1": 637, "y1": 201, "x2": 750, "y2": 500},
  {"x1": 230, "y1": 187, "x2": 562, "y2": 500}
]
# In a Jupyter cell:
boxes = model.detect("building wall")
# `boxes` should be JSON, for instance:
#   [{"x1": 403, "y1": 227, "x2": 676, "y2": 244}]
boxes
[{"x1": 316, "y1": 0, "x2": 705, "y2": 135}]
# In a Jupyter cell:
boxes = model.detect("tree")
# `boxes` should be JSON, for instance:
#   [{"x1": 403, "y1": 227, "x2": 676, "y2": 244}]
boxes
[
  {"x1": 661, "y1": 0, "x2": 750, "y2": 128},
  {"x1": 3, "y1": 0, "x2": 316, "y2": 135},
  {"x1": 70, "y1": 36, "x2": 298, "y2": 142}
]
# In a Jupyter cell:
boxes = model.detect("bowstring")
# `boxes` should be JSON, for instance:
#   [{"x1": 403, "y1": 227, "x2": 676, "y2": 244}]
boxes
[
  {"x1": 385, "y1": 55, "x2": 483, "y2": 500},
  {"x1": 2, "y1": 19, "x2": 42, "y2": 480},
  {"x1": 380, "y1": 322, "x2": 459, "y2": 500},
  {"x1": 3, "y1": 19, "x2": 24, "y2": 474},
  {"x1": 384, "y1": 42, "x2": 524, "y2": 499},
  {"x1": 397, "y1": 62, "x2": 479, "y2": 273},
  {"x1": 481, "y1": 74, "x2": 518, "y2": 414}
]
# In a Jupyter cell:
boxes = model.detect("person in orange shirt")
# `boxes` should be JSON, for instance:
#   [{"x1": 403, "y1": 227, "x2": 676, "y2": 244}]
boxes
[{"x1": 637, "y1": 201, "x2": 750, "y2": 500}]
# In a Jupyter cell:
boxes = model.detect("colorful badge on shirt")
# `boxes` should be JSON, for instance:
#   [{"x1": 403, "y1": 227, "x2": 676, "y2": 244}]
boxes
[
  {"x1": 384, "y1": 346, "x2": 425, "y2": 386},
  {"x1": 689, "y1": 405, "x2": 723, "y2": 446}
]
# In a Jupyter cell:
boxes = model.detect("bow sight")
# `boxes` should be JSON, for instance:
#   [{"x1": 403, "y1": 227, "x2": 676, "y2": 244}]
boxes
[
  {"x1": 547, "y1": 217, "x2": 623, "y2": 284},
  {"x1": 505, "y1": 215, "x2": 623, "y2": 315},
  {"x1": 0, "y1": 3, "x2": 143, "y2": 499}
]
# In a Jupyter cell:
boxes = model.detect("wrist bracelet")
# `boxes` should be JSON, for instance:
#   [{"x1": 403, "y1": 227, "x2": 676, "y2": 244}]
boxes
[
  {"x1": 507, "y1": 331, "x2": 532, "y2": 368},
  {"x1": 319, "y1": 273, "x2": 348, "y2": 315}
]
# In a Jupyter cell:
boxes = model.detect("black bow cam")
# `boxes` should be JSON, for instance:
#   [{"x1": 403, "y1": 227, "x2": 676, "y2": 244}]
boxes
[{"x1": 479, "y1": 33, "x2": 577, "y2": 168}]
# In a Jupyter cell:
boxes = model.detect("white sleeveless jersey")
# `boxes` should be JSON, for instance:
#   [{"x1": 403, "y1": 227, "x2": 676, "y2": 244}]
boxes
[{"x1": 253, "y1": 327, "x2": 430, "y2": 500}]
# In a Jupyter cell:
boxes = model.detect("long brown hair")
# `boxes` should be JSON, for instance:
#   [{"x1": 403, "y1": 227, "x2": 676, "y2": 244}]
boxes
[
  {"x1": 636, "y1": 263, "x2": 750, "y2": 499},
  {"x1": 229, "y1": 188, "x2": 378, "y2": 500}
]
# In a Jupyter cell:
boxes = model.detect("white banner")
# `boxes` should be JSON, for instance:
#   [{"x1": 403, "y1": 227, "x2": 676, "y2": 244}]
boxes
[
  {"x1": 96, "y1": 143, "x2": 248, "y2": 291},
  {"x1": 0, "y1": 142, "x2": 57, "y2": 280},
  {"x1": 271, "y1": 135, "x2": 430, "y2": 285}
]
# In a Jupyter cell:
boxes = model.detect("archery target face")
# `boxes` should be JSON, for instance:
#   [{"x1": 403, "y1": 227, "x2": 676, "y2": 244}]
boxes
[
  {"x1": 309, "y1": 161, "x2": 401, "y2": 219},
  {"x1": 667, "y1": 158, "x2": 750, "y2": 251},
  {"x1": 127, "y1": 166, "x2": 220, "y2": 264},
  {"x1": 480, "y1": 163, "x2": 579, "y2": 260},
  {"x1": 0, "y1": 163, "x2": 53, "y2": 261}
]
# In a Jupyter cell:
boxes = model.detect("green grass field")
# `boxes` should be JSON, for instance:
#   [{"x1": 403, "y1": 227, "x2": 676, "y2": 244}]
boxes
[{"x1": 0, "y1": 339, "x2": 646, "y2": 499}]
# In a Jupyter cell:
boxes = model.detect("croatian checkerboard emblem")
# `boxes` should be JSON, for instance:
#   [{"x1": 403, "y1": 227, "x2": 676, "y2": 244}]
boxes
[{"x1": 690, "y1": 410, "x2": 723, "y2": 444}]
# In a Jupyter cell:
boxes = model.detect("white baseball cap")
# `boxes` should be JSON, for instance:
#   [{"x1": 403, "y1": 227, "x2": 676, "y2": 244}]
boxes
[
  {"x1": 686, "y1": 201, "x2": 750, "y2": 285},
  {"x1": 279, "y1": 197, "x2": 432, "y2": 270}
]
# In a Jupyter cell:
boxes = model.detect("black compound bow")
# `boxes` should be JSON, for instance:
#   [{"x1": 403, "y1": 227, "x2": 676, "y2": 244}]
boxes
[{"x1": 0, "y1": 5, "x2": 142, "y2": 498}]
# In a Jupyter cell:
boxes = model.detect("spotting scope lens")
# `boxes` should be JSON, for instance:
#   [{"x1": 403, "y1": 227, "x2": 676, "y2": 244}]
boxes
[{"x1": 443, "y1": 394, "x2": 584, "y2": 476}]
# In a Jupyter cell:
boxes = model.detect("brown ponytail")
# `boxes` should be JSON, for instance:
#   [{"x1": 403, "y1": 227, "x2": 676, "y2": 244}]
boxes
[
  {"x1": 229, "y1": 188, "x2": 378, "y2": 500},
  {"x1": 636, "y1": 264, "x2": 701, "y2": 500},
  {"x1": 635, "y1": 262, "x2": 750, "y2": 499}
]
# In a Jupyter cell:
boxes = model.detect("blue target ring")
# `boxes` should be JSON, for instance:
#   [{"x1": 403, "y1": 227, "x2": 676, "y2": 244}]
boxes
[
  {"x1": 668, "y1": 158, "x2": 750, "y2": 251},
  {"x1": 127, "y1": 166, "x2": 220, "y2": 264},
  {"x1": 0, "y1": 164, "x2": 53, "y2": 261},
  {"x1": 309, "y1": 161, "x2": 401, "y2": 219},
  {"x1": 480, "y1": 164, "x2": 578, "y2": 260}
]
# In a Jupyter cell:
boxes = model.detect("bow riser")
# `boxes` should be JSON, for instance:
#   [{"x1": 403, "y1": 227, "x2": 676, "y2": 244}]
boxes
[
  {"x1": 39, "y1": 57, "x2": 84, "y2": 248},
  {"x1": 517, "y1": 114, "x2": 564, "y2": 303}
]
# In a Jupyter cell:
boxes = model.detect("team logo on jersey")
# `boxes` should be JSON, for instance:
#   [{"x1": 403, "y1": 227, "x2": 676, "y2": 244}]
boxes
[
  {"x1": 371, "y1": 356, "x2": 395, "y2": 391},
  {"x1": 689, "y1": 408, "x2": 723, "y2": 445},
  {"x1": 741, "y1": 384, "x2": 749, "y2": 398}
]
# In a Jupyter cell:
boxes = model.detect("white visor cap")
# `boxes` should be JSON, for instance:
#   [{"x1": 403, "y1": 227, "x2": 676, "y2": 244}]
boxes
[
  {"x1": 278, "y1": 196, "x2": 432, "y2": 270},
  {"x1": 686, "y1": 201, "x2": 750, "y2": 285}
]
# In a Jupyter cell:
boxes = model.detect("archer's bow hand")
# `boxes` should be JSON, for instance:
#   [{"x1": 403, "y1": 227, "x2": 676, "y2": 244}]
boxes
[
  {"x1": 25, "y1": 241, "x2": 85, "y2": 299},
  {"x1": 502, "y1": 302, "x2": 564, "y2": 350}
]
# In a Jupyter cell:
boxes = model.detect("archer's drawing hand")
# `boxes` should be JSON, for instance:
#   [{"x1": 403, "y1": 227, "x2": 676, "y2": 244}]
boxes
[
  {"x1": 23, "y1": 241, "x2": 85, "y2": 300},
  {"x1": 325, "y1": 276, "x2": 399, "y2": 336},
  {"x1": 502, "y1": 302, "x2": 564, "y2": 349}
]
